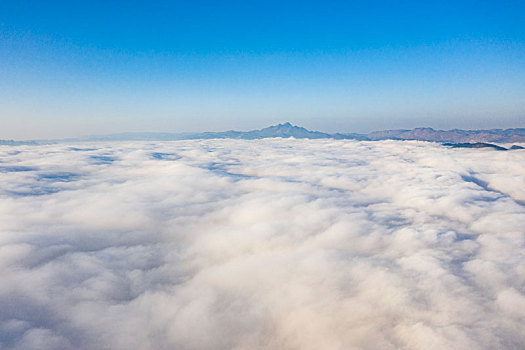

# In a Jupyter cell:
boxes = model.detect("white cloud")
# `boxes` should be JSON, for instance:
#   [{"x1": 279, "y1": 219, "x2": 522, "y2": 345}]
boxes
[{"x1": 0, "y1": 139, "x2": 524, "y2": 349}]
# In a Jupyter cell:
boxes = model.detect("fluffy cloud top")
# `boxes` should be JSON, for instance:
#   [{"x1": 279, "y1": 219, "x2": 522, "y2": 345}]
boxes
[{"x1": 0, "y1": 139, "x2": 524, "y2": 350}]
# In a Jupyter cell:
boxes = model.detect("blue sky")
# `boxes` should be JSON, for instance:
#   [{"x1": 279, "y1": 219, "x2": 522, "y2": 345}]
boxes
[{"x1": 1, "y1": 0, "x2": 524, "y2": 139}]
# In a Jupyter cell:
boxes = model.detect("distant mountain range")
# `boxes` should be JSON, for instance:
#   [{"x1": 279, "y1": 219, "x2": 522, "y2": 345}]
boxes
[
  {"x1": 2, "y1": 123, "x2": 525, "y2": 145},
  {"x1": 366, "y1": 127, "x2": 525, "y2": 143},
  {"x1": 75, "y1": 122, "x2": 334, "y2": 141},
  {"x1": 71, "y1": 123, "x2": 525, "y2": 143}
]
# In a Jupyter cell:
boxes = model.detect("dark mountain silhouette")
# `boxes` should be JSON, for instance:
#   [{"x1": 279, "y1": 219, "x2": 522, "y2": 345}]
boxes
[{"x1": 443, "y1": 142, "x2": 508, "y2": 151}]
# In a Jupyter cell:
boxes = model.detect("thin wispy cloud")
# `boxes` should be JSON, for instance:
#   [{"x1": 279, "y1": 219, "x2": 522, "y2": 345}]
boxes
[{"x1": 0, "y1": 139, "x2": 524, "y2": 349}]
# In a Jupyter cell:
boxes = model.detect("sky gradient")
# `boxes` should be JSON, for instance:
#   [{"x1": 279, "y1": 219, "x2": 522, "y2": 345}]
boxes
[{"x1": 1, "y1": 0, "x2": 525, "y2": 139}]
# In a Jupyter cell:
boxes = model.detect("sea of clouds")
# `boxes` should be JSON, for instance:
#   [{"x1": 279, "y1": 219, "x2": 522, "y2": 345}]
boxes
[{"x1": 0, "y1": 138, "x2": 524, "y2": 350}]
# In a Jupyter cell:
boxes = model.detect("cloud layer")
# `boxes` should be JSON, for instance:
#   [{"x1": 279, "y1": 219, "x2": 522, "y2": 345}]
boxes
[{"x1": 0, "y1": 139, "x2": 524, "y2": 350}]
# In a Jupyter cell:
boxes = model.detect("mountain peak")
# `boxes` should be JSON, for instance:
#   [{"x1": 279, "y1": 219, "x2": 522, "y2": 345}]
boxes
[
  {"x1": 269, "y1": 122, "x2": 295, "y2": 129},
  {"x1": 253, "y1": 123, "x2": 330, "y2": 139}
]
